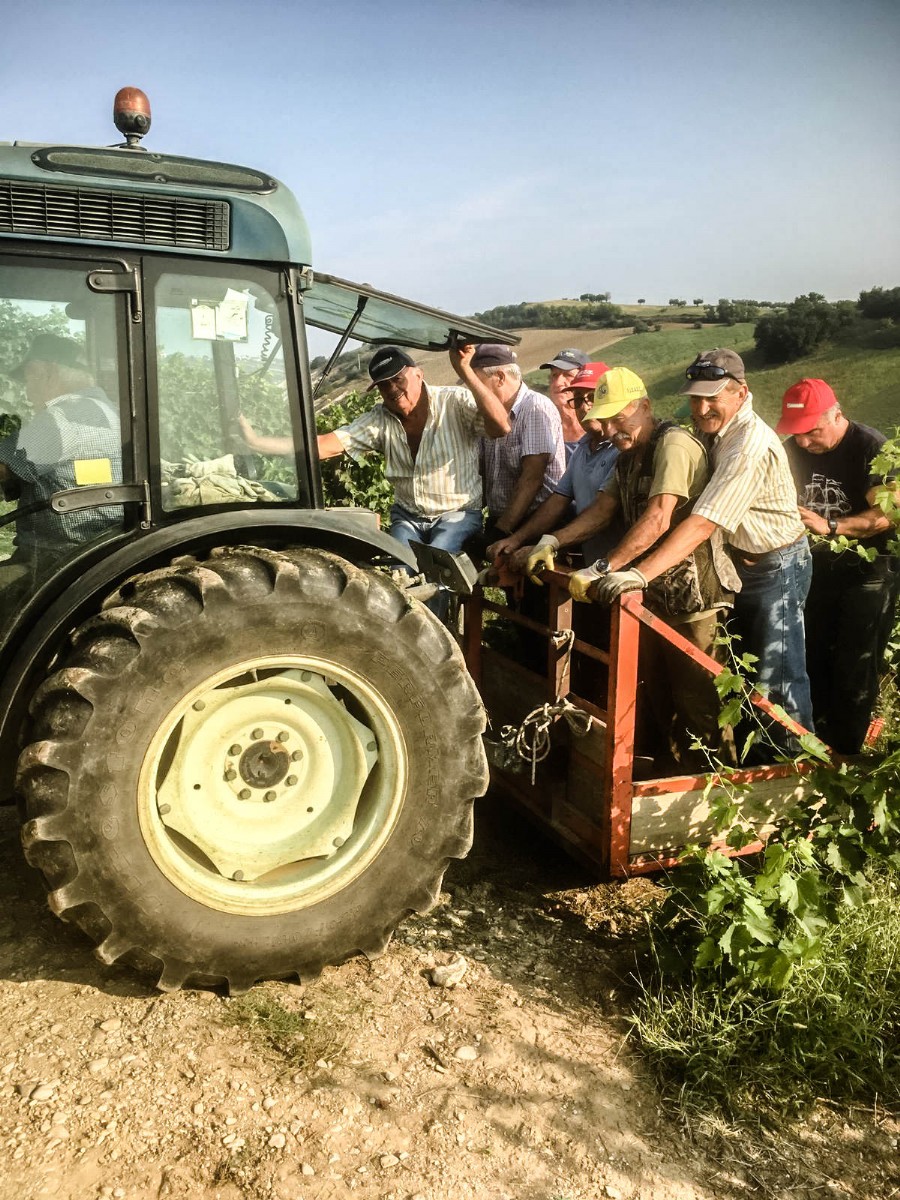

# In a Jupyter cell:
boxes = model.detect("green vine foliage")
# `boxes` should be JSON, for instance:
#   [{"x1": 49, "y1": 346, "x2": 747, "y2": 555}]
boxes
[
  {"x1": 315, "y1": 390, "x2": 394, "y2": 524},
  {"x1": 654, "y1": 636, "x2": 900, "y2": 995}
]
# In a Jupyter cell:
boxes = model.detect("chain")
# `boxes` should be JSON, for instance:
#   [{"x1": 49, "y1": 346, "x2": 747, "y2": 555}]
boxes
[{"x1": 499, "y1": 697, "x2": 593, "y2": 785}]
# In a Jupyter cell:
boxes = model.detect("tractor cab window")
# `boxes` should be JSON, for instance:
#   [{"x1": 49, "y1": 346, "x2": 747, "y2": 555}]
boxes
[
  {"x1": 0, "y1": 257, "x2": 127, "y2": 622},
  {"x1": 151, "y1": 269, "x2": 302, "y2": 511}
]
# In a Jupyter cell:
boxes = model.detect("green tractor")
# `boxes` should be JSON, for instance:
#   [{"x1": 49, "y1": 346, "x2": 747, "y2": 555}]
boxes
[{"x1": 0, "y1": 89, "x2": 514, "y2": 991}]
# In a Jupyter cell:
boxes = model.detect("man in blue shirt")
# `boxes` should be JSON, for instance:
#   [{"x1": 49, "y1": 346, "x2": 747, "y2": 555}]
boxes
[{"x1": 487, "y1": 361, "x2": 620, "y2": 569}]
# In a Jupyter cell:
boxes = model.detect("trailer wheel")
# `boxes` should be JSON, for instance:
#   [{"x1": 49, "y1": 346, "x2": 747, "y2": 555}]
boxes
[{"x1": 17, "y1": 547, "x2": 488, "y2": 992}]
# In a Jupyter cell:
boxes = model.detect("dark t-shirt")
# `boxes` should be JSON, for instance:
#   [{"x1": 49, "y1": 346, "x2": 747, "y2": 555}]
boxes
[{"x1": 784, "y1": 420, "x2": 889, "y2": 553}]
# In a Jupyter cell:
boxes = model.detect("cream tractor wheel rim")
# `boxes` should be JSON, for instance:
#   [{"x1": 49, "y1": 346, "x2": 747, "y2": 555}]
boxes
[{"x1": 137, "y1": 655, "x2": 407, "y2": 916}]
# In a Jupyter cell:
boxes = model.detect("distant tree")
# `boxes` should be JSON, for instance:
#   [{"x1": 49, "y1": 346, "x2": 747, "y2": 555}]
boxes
[
  {"x1": 637, "y1": 298, "x2": 646, "y2": 305},
  {"x1": 858, "y1": 286, "x2": 900, "y2": 320},
  {"x1": 754, "y1": 293, "x2": 855, "y2": 363},
  {"x1": 633, "y1": 320, "x2": 651, "y2": 334},
  {"x1": 705, "y1": 297, "x2": 760, "y2": 325},
  {"x1": 693, "y1": 298, "x2": 704, "y2": 307},
  {"x1": 668, "y1": 297, "x2": 687, "y2": 307}
]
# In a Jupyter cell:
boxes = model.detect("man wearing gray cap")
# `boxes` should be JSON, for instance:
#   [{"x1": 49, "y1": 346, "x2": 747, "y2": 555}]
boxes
[
  {"x1": 452, "y1": 343, "x2": 565, "y2": 550},
  {"x1": 592, "y1": 348, "x2": 813, "y2": 741},
  {"x1": 540, "y1": 347, "x2": 590, "y2": 456}
]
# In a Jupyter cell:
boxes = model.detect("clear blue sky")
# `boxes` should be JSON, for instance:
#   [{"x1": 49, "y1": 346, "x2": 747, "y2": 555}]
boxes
[{"x1": 2, "y1": 0, "x2": 898, "y2": 315}]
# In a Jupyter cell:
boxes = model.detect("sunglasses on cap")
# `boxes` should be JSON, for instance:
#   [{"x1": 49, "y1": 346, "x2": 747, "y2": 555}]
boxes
[{"x1": 685, "y1": 361, "x2": 741, "y2": 383}]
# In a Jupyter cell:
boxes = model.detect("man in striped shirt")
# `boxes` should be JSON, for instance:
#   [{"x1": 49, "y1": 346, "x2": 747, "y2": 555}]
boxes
[
  {"x1": 592, "y1": 349, "x2": 813, "y2": 737},
  {"x1": 315, "y1": 345, "x2": 511, "y2": 615}
]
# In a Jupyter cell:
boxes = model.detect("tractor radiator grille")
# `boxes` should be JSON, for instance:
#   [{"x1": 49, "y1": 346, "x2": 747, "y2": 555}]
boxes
[{"x1": 0, "y1": 181, "x2": 230, "y2": 251}]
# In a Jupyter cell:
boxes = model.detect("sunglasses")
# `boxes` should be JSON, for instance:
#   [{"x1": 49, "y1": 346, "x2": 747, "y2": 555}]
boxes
[
  {"x1": 685, "y1": 361, "x2": 741, "y2": 383},
  {"x1": 568, "y1": 391, "x2": 595, "y2": 406}
]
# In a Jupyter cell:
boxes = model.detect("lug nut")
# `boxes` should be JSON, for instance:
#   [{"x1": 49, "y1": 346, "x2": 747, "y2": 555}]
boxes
[
  {"x1": 285, "y1": 775, "x2": 297, "y2": 786},
  {"x1": 158, "y1": 803, "x2": 171, "y2": 815},
  {"x1": 291, "y1": 750, "x2": 303, "y2": 761},
  {"x1": 232, "y1": 871, "x2": 244, "y2": 881},
  {"x1": 229, "y1": 744, "x2": 242, "y2": 756},
  {"x1": 224, "y1": 768, "x2": 236, "y2": 782},
  {"x1": 192, "y1": 699, "x2": 206, "y2": 711},
  {"x1": 277, "y1": 731, "x2": 290, "y2": 743},
  {"x1": 264, "y1": 791, "x2": 277, "y2": 803},
  {"x1": 252, "y1": 728, "x2": 264, "y2": 740},
  {"x1": 238, "y1": 788, "x2": 251, "y2": 800}
]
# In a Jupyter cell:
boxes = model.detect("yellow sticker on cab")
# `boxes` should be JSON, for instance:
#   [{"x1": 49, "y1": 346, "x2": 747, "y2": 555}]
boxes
[{"x1": 74, "y1": 458, "x2": 114, "y2": 486}]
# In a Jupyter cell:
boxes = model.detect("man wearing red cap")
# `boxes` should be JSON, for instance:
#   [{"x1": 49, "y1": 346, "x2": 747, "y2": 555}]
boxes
[{"x1": 777, "y1": 378, "x2": 897, "y2": 752}]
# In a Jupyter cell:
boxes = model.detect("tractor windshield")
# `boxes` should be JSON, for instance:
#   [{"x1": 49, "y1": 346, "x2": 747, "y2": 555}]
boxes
[
  {"x1": 147, "y1": 263, "x2": 307, "y2": 511},
  {"x1": 0, "y1": 254, "x2": 129, "y2": 624}
]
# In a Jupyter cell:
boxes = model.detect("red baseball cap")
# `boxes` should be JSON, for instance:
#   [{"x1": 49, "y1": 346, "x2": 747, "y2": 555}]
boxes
[
  {"x1": 776, "y1": 378, "x2": 838, "y2": 435},
  {"x1": 570, "y1": 361, "x2": 610, "y2": 392}
]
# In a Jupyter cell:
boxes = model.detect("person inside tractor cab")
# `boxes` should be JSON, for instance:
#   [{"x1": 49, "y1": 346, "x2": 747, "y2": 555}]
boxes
[
  {"x1": 552, "y1": 367, "x2": 737, "y2": 771},
  {"x1": 0, "y1": 333, "x2": 122, "y2": 596}
]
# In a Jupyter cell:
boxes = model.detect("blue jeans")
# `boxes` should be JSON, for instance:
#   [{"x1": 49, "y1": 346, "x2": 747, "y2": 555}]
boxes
[
  {"x1": 731, "y1": 536, "x2": 814, "y2": 741},
  {"x1": 389, "y1": 504, "x2": 483, "y2": 619}
]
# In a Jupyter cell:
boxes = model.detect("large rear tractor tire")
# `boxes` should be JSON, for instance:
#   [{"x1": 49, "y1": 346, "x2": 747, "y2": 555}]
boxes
[{"x1": 17, "y1": 547, "x2": 488, "y2": 991}]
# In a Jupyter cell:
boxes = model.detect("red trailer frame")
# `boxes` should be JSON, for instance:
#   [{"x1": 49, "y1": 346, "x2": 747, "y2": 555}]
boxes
[{"x1": 462, "y1": 568, "x2": 814, "y2": 878}]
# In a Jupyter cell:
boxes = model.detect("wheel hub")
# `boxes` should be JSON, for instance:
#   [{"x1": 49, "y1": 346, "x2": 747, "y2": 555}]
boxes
[
  {"x1": 155, "y1": 669, "x2": 379, "y2": 881},
  {"x1": 237, "y1": 739, "x2": 291, "y2": 790}
]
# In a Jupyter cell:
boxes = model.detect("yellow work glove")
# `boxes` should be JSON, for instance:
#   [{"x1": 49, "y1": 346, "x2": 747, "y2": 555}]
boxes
[
  {"x1": 568, "y1": 557, "x2": 611, "y2": 603},
  {"x1": 525, "y1": 534, "x2": 559, "y2": 584}
]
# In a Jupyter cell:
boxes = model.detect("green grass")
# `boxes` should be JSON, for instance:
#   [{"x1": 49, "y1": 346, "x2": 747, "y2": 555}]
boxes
[
  {"x1": 631, "y1": 867, "x2": 900, "y2": 1122},
  {"x1": 532, "y1": 318, "x2": 900, "y2": 432}
]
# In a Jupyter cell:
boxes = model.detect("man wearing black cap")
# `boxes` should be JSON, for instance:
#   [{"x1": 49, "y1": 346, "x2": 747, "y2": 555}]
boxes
[
  {"x1": 0, "y1": 333, "x2": 122, "y2": 572},
  {"x1": 540, "y1": 347, "x2": 590, "y2": 457},
  {"x1": 592, "y1": 348, "x2": 814, "y2": 743},
  {"x1": 312, "y1": 344, "x2": 510, "y2": 615}
]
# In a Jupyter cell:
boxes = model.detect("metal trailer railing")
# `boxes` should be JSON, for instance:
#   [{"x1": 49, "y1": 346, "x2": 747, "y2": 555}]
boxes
[{"x1": 462, "y1": 566, "x2": 815, "y2": 878}]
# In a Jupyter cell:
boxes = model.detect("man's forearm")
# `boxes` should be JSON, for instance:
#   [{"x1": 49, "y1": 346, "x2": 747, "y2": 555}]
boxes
[
  {"x1": 498, "y1": 458, "x2": 549, "y2": 533},
  {"x1": 606, "y1": 497, "x2": 675, "y2": 572},
  {"x1": 630, "y1": 513, "x2": 718, "y2": 582},
  {"x1": 455, "y1": 367, "x2": 510, "y2": 438},
  {"x1": 316, "y1": 431, "x2": 347, "y2": 460},
  {"x1": 835, "y1": 507, "x2": 892, "y2": 539},
  {"x1": 548, "y1": 492, "x2": 616, "y2": 551},
  {"x1": 501, "y1": 492, "x2": 571, "y2": 549}
]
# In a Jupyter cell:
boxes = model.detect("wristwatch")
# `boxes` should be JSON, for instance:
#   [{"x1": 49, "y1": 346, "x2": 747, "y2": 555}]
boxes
[
  {"x1": 827, "y1": 517, "x2": 838, "y2": 537},
  {"x1": 591, "y1": 558, "x2": 610, "y2": 575}
]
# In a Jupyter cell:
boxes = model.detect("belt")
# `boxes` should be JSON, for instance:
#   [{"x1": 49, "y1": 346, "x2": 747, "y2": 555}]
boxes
[{"x1": 732, "y1": 536, "x2": 804, "y2": 565}]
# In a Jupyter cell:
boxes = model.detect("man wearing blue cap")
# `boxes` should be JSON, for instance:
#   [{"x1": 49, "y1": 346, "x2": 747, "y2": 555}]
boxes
[{"x1": 540, "y1": 346, "x2": 590, "y2": 458}]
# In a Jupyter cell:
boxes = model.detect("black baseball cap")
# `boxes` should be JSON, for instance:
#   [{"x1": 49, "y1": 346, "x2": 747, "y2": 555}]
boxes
[
  {"x1": 471, "y1": 344, "x2": 518, "y2": 369},
  {"x1": 540, "y1": 348, "x2": 589, "y2": 371},
  {"x1": 9, "y1": 333, "x2": 88, "y2": 381},
  {"x1": 368, "y1": 346, "x2": 415, "y2": 383}
]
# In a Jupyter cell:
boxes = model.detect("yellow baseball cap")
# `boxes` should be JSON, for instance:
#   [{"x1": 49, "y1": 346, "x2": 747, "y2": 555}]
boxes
[{"x1": 584, "y1": 366, "x2": 647, "y2": 420}]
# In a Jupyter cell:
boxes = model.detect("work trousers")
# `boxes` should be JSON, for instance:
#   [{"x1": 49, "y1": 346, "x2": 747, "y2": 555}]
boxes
[
  {"x1": 804, "y1": 550, "x2": 898, "y2": 753},
  {"x1": 730, "y1": 537, "x2": 814, "y2": 747},
  {"x1": 389, "y1": 504, "x2": 483, "y2": 620},
  {"x1": 638, "y1": 609, "x2": 734, "y2": 774}
]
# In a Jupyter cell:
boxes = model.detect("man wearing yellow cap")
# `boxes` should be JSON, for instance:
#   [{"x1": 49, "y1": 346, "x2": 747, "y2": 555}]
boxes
[{"x1": 537, "y1": 367, "x2": 734, "y2": 768}]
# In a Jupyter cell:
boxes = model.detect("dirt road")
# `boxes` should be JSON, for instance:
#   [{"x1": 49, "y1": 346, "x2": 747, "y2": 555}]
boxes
[{"x1": 0, "y1": 796, "x2": 895, "y2": 1200}]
